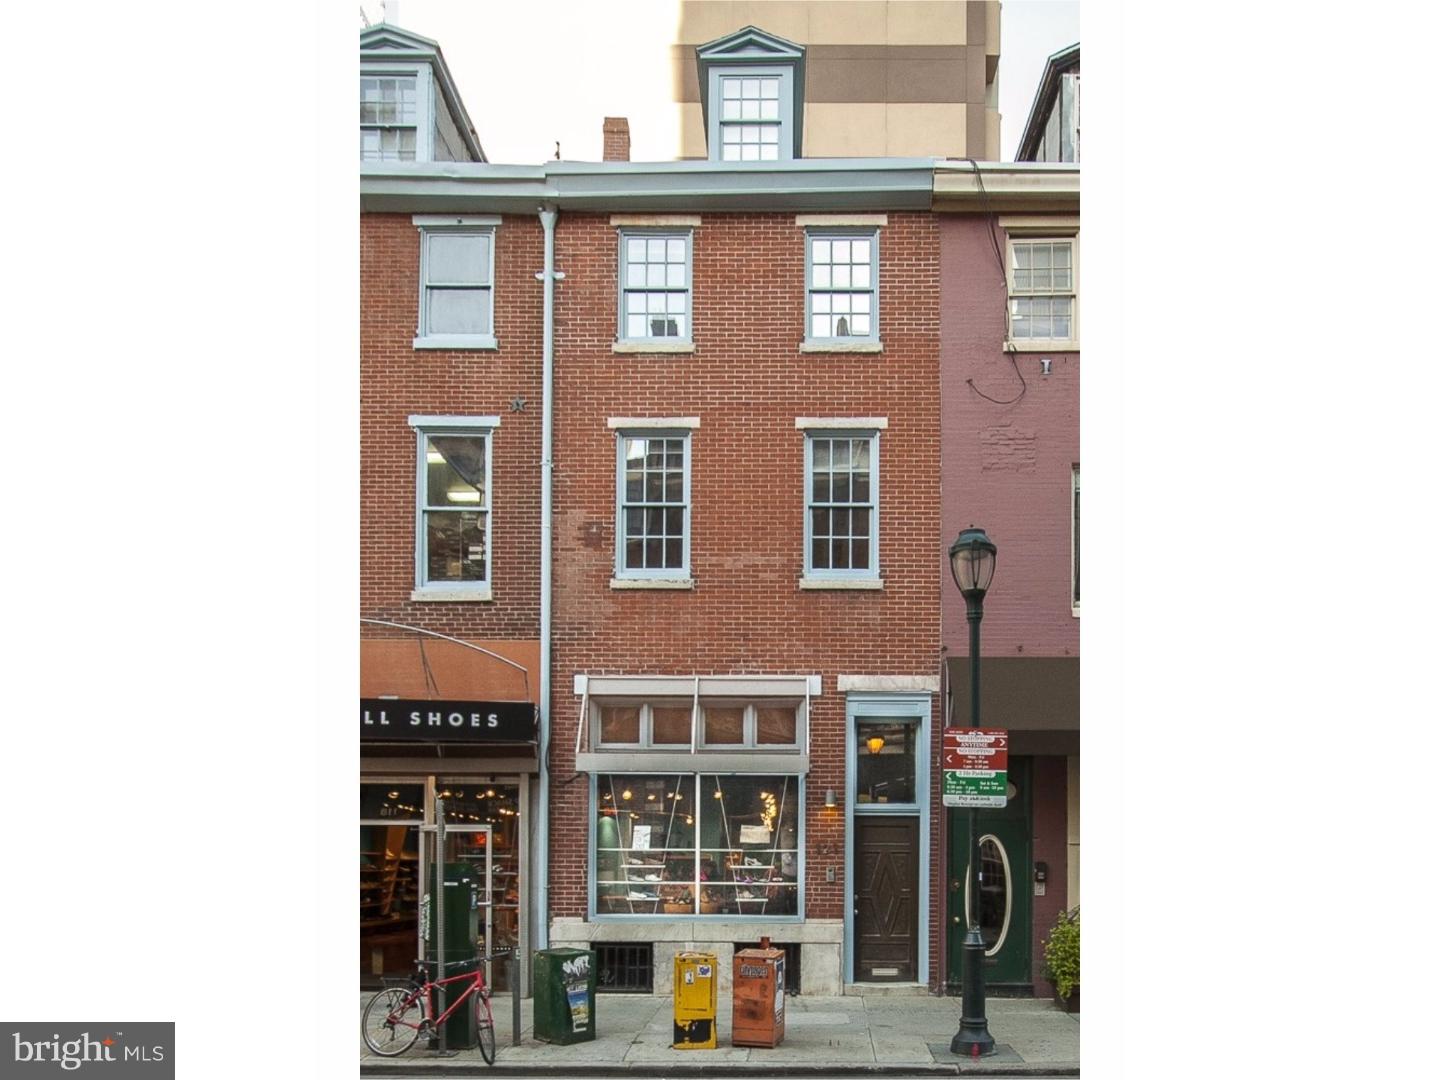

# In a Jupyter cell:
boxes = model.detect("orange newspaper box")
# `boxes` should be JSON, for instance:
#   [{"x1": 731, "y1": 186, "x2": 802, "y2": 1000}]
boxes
[{"x1": 731, "y1": 939, "x2": 786, "y2": 1048}]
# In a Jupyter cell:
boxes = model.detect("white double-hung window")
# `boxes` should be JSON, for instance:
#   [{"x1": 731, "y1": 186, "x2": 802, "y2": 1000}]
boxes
[
  {"x1": 612, "y1": 419, "x2": 696, "y2": 585},
  {"x1": 409, "y1": 415, "x2": 499, "y2": 601},
  {"x1": 799, "y1": 420, "x2": 883, "y2": 585},
  {"x1": 360, "y1": 72, "x2": 420, "y2": 161},
  {"x1": 1008, "y1": 238, "x2": 1077, "y2": 346},
  {"x1": 413, "y1": 216, "x2": 498, "y2": 350},
  {"x1": 718, "y1": 74, "x2": 783, "y2": 161},
  {"x1": 619, "y1": 231, "x2": 691, "y2": 343},
  {"x1": 806, "y1": 231, "x2": 879, "y2": 345}
]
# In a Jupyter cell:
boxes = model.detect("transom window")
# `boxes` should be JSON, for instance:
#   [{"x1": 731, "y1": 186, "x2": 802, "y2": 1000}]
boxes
[
  {"x1": 409, "y1": 419, "x2": 496, "y2": 592},
  {"x1": 414, "y1": 218, "x2": 497, "y2": 349},
  {"x1": 616, "y1": 433, "x2": 690, "y2": 577},
  {"x1": 720, "y1": 76, "x2": 781, "y2": 161},
  {"x1": 360, "y1": 75, "x2": 418, "y2": 161},
  {"x1": 620, "y1": 232, "x2": 691, "y2": 341},
  {"x1": 1009, "y1": 239, "x2": 1075, "y2": 342},
  {"x1": 807, "y1": 233, "x2": 878, "y2": 342},
  {"x1": 805, "y1": 433, "x2": 879, "y2": 576},
  {"x1": 593, "y1": 699, "x2": 801, "y2": 750}
]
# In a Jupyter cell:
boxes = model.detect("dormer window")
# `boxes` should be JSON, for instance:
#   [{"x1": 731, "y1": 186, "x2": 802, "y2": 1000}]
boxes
[
  {"x1": 359, "y1": 23, "x2": 486, "y2": 164},
  {"x1": 360, "y1": 74, "x2": 419, "y2": 161},
  {"x1": 719, "y1": 75, "x2": 782, "y2": 161},
  {"x1": 696, "y1": 26, "x2": 806, "y2": 163}
]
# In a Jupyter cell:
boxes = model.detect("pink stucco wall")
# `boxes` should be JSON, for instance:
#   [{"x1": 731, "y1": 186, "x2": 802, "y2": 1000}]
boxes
[{"x1": 938, "y1": 215, "x2": 1080, "y2": 659}]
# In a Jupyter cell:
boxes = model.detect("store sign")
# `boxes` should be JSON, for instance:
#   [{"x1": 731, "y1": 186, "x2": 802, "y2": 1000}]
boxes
[
  {"x1": 942, "y1": 728, "x2": 1008, "y2": 808},
  {"x1": 360, "y1": 698, "x2": 536, "y2": 743}
]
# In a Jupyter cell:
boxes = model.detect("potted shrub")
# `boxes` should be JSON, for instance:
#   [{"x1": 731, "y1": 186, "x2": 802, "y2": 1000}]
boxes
[{"x1": 1042, "y1": 906, "x2": 1080, "y2": 1012}]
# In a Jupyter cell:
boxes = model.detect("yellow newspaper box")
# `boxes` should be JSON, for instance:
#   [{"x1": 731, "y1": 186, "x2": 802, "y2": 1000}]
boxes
[{"x1": 672, "y1": 951, "x2": 718, "y2": 1049}]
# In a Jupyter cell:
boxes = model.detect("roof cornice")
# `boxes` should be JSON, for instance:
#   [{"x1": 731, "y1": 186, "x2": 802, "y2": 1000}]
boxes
[
  {"x1": 360, "y1": 158, "x2": 939, "y2": 214},
  {"x1": 931, "y1": 161, "x2": 1079, "y2": 212}
]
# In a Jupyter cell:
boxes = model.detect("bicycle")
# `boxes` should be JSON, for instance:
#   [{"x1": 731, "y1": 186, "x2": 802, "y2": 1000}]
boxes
[{"x1": 362, "y1": 961, "x2": 496, "y2": 1063}]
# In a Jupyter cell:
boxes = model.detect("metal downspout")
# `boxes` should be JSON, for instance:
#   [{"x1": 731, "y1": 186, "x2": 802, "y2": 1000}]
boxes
[{"x1": 536, "y1": 204, "x2": 558, "y2": 952}]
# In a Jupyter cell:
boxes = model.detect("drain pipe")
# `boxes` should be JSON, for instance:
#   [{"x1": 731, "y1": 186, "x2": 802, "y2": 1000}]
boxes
[{"x1": 536, "y1": 203, "x2": 560, "y2": 953}]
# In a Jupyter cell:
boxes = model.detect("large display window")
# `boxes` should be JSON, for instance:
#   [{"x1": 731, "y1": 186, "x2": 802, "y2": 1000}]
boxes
[
  {"x1": 360, "y1": 783, "x2": 424, "y2": 979},
  {"x1": 594, "y1": 773, "x2": 800, "y2": 917}
]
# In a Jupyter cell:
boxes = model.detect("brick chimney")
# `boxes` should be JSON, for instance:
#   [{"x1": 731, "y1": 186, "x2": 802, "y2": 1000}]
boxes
[{"x1": 603, "y1": 117, "x2": 631, "y2": 162}]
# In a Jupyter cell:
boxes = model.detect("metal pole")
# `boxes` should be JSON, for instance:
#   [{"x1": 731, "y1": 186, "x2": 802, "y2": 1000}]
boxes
[
  {"x1": 511, "y1": 951, "x2": 521, "y2": 1047},
  {"x1": 951, "y1": 594, "x2": 995, "y2": 1056},
  {"x1": 436, "y1": 796, "x2": 447, "y2": 1056}
]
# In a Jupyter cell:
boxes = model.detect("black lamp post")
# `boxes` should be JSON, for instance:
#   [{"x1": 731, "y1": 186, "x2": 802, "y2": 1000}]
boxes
[{"x1": 949, "y1": 526, "x2": 997, "y2": 1057}]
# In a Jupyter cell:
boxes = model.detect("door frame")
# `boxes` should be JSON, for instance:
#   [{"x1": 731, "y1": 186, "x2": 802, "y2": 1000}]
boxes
[{"x1": 843, "y1": 692, "x2": 931, "y2": 986}]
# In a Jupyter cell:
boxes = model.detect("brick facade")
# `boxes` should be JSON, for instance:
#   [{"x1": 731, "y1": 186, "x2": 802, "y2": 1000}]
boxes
[
  {"x1": 546, "y1": 210, "x2": 941, "y2": 950},
  {"x1": 360, "y1": 213, "x2": 544, "y2": 644}
]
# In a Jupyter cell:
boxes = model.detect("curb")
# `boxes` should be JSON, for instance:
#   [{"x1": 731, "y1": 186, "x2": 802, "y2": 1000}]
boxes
[{"x1": 360, "y1": 1064, "x2": 1081, "y2": 1078}]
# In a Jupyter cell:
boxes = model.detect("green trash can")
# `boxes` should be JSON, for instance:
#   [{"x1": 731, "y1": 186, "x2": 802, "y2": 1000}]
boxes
[
  {"x1": 533, "y1": 948, "x2": 596, "y2": 1044},
  {"x1": 422, "y1": 863, "x2": 482, "y2": 1049}
]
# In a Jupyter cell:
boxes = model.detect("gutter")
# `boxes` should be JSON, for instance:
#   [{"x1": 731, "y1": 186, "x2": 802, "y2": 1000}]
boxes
[{"x1": 535, "y1": 204, "x2": 560, "y2": 953}]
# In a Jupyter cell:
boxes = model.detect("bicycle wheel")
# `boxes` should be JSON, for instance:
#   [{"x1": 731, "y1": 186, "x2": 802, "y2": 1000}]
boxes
[
  {"x1": 474, "y1": 986, "x2": 496, "y2": 1065},
  {"x1": 362, "y1": 985, "x2": 424, "y2": 1057}
]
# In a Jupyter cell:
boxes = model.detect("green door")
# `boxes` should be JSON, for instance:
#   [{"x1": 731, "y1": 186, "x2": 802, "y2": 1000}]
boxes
[{"x1": 946, "y1": 757, "x2": 1032, "y2": 989}]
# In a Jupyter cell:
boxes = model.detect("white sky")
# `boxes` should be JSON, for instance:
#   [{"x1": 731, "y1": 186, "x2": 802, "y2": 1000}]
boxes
[{"x1": 365, "y1": 0, "x2": 1080, "y2": 163}]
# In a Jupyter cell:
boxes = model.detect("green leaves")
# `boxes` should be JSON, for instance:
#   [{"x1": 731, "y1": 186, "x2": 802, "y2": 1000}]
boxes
[{"x1": 1042, "y1": 905, "x2": 1081, "y2": 1000}]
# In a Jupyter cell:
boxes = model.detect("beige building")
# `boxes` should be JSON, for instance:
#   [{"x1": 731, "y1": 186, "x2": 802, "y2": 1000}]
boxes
[{"x1": 674, "y1": 1, "x2": 1001, "y2": 160}]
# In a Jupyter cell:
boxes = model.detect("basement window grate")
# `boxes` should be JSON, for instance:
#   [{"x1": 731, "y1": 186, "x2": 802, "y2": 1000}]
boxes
[{"x1": 596, "y1": 943, "x2": 653, "y2": 993}]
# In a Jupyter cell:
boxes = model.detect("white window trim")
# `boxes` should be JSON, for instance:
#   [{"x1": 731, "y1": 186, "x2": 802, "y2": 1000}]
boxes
[
  {"x1": 1005, "y1": 233, "x2": 1079, "y2": 351},
  {"x1": 804, "y1": 228, "x2": 881, "y2": 347},
  {"x1": 614, "y1": 429, "x2": 692, "y2": 581},
  {"x1": 707, "y1": 65, "x2": 795, "y2": 163},
  {"x1": 617, "y1": 227, "x2": 694, "y2": 346},
  {"x1": 408, "y1": 415, "x2": 500, "y2": 601},
  {"x1": 802, "y1": 429, "x2": 881, "y2": 583},
  {"x1": 361, "y1": 63, "x2": 434, "y2": 163},
  {"x1": 412, "y1": 215, "x2": 500, "y2": 350}
]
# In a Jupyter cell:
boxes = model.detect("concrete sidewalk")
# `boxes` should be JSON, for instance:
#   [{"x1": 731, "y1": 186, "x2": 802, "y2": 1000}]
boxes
[{"x1": 359, "y1": 991, "x2": 1079, "y2": 1077}]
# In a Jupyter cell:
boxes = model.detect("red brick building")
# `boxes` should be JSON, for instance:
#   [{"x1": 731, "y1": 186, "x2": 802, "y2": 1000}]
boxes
[{"x1": 358, "y1": 19, "x2": 1079, "y2": 1000}]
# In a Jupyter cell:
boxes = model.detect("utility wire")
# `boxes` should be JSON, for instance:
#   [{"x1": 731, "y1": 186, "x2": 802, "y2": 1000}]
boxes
[{"x1": 963, "y1": 158, "x2": 1028, "y2": 406}]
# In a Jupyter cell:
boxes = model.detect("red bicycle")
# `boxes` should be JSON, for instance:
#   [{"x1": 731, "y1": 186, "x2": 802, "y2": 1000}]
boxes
[{"x1": 362, "y1": 963, "x2": 495, "y2": 1063}]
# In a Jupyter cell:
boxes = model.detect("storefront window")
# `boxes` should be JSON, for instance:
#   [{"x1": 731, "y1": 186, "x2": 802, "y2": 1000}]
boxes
[
  {"x1": 856, "y1": 721, "x2": 916, "y2": 804},
  {"x1": 438, "y1": 781, "x2": 521, "y2": 982},
  {"x1": 360, "y1": 784, "x2": 423, "y2": 981},
  {"x1": 595, "y1": 773, "x2": 799, "y2": 917}
]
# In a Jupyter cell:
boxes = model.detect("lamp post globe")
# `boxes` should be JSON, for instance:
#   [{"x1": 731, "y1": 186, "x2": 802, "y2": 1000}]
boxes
[{"x1": 949, "y1": 525, "x2": 996, "y2": 1057}]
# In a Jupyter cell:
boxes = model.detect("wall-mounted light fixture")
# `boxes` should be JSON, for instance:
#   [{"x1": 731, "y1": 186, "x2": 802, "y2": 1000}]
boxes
[
  {"x1": 824, "y1": 789, "x2": 837, "y2": 809},
  {"x1": 867, "y1": 735, "x2": 886, "y2": 755}
]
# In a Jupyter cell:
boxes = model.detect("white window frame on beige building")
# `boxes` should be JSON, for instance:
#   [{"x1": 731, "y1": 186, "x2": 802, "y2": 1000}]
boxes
[{"x1": 1001, "y1": 215, "x2": 1079, "y2": 352}]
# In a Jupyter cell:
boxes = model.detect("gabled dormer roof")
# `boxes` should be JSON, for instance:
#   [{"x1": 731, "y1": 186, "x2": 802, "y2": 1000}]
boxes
[
  {"x1": 696, "y1": 25, "x2": 806, "y2": 159},
  {"x1": 1016, "y1": 43, "x2": 1079, "y2": 163},
  {"x1": 361, "y1": 23, "x2": 486, "y2": 162}
]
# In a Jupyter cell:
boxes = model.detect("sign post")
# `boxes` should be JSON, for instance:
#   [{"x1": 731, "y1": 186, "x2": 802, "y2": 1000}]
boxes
[{"x1": 941, "y1": 728, "x2": 1008, "y2": 809}]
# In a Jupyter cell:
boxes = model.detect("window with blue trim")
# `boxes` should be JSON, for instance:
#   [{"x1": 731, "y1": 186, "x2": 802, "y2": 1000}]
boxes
[
  {"x1": 805, "y1": 432, "x2": 879, "y2": 577},
  {"x1": 620, "y1": 232, "x2": 691, "y2": 342}
]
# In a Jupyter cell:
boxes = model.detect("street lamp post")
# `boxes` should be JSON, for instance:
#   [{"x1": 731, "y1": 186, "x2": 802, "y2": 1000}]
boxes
[{"x1": 949, "y1": 526, "x2": 997, "y2": 1057}]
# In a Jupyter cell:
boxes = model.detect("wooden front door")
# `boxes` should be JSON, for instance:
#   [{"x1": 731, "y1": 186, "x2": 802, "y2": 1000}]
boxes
[{"x1": 854, "y1": 816, "x2": 919, "y2": 981}]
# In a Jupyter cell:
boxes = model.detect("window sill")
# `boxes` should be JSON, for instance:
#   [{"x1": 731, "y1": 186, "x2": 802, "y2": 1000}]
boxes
[
  {"x1": 410, "y1": 586, "x2": 493, "y2": 602},
  {"x1": 799, "y1": 341, "x2": 883, "y2": 354},
  {"x1": 610, "y1": 577, "x2": 694, "y2": 590},
  {"x1": 798, "y1": 576, "x2": 883, "y2": 590},
  {"x1": 413, "y1": 334, "x2": 498, "y2": 350},
  {"x1": 1008, "y1": 340, "x2": 1078, "y2": 353},
  {"x1": 612, "y1": 341, "x2": 695, "y2": 354}
]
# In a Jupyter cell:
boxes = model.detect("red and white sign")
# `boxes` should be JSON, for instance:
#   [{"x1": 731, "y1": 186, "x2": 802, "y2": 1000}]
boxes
[{"x1": 942, "y1": 728, "x2": 1009, "y2": 772}]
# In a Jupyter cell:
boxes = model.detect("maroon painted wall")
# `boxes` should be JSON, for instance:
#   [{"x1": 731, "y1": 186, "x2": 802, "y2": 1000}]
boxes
[{"x1": 938, "y1": 215, "x2": 1079, "y2": 659}]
